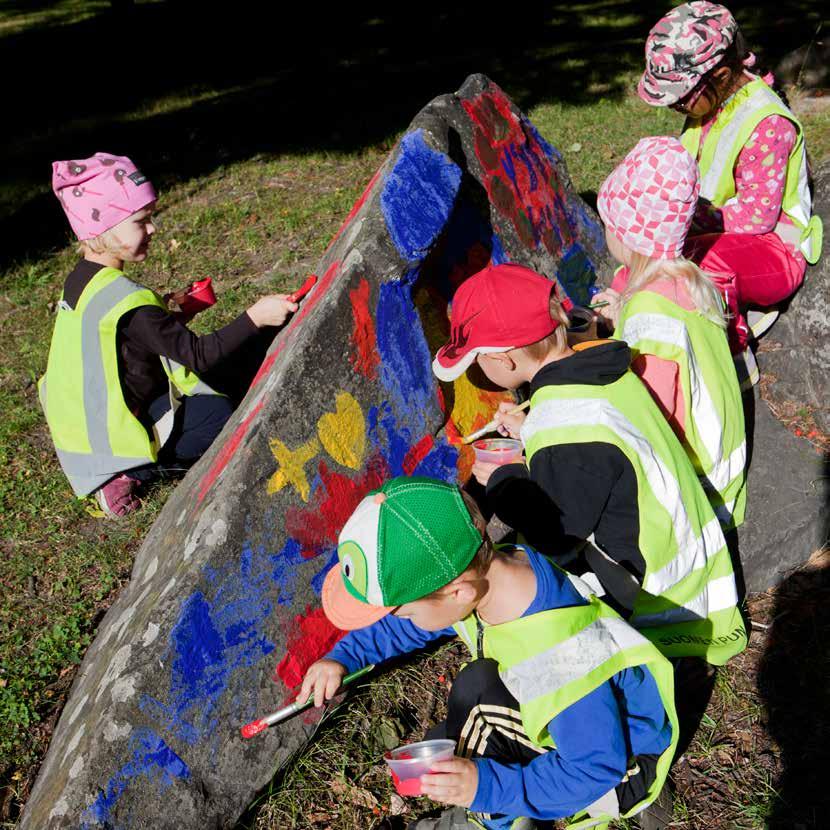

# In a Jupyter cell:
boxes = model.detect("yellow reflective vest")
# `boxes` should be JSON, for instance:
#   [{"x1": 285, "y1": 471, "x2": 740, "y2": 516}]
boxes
[{"x1": 39, "y1": 266, "x2": 220, "y2": 496}]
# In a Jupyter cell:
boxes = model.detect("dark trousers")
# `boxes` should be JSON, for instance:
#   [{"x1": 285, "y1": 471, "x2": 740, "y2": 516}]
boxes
[
  {"x1": 427, "y1": 659, "x2": 660, "y2": 823},
  {"x1": 128, "y1": 393, "x2": 234, "y2": 482}
]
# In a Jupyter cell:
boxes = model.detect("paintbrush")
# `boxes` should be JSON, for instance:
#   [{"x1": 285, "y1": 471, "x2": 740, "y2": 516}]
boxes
[
  {"x1": 587, "y1": 300, "x2": 610, "y2": 309},
  {"x1": 461, "y1": 400, "x2": 531, "y2": 445},
  {"x1": 240, "y1": 664, "x2": 376, "y2": 738}
]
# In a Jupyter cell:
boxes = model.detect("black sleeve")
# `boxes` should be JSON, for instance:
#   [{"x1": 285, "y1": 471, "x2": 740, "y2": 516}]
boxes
[
  {"x1": 485, "y1": 443, "x2": 625, "y2": 556},
  {"x1": 121, "y1": 306, "x2": 260, "y2": 374}
]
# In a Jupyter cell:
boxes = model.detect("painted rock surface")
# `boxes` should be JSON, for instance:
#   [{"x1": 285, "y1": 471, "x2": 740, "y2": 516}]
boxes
[{"x1": 21, "y1": 74, "x2": 611, "y2": 829}]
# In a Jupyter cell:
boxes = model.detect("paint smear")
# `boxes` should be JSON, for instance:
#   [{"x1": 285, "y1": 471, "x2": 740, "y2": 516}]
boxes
[
  {"x1": 348, "y1": 278, "x2": 380, "y2": 379},
  {"x1": 266, "y1": 436, "x2": 321, "y2": 501},
  {"x1": 381, "y1": 130, "x2": 462, "y2": 262},
  {"x1": 317, "y1": 391, "x2": 366, "y2": 470},
  {"x1": 284, "y1": 455, "x2": 389, "y2": 559},
  {"x1": 81, "y1": 729, "x2": 189, "y2": 828},
  {"x1": 275, "y1": 606, "x2": 346, "y2": 690},
  {"x1": 140, "y1": 545, "x2": 276, "y2": 745},
  {"x1": 197, "y1": 400, "x2": 264, "y2": 503}
]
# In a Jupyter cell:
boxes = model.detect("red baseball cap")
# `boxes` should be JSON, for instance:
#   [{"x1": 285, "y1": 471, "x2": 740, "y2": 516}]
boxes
[{"x1": 432, "y1": 263, "x2": 561, "y2": 382}]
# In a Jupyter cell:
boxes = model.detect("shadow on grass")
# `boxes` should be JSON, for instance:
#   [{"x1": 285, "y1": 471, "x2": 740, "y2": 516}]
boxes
[
  {"x1": 757, "y1": 536, "x2": 830, "y2": 829},
  {"x1": 0, "y1": 0, "x2": 822, "y2": 269}
]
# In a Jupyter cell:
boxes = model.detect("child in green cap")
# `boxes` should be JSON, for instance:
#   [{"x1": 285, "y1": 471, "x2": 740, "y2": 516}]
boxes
[{"x1": 302, "y1": 476, "x2": 678, "y2": 830}]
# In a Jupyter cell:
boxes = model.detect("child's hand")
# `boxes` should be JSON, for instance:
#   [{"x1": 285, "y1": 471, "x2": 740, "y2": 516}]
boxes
[
  {"x1": 247, "y1": 294, "x2": 299, "y2": 328},
  {"x1": 471, "y1": 460, "x2": 500, "y2": 487},
  {"x1": 298, "y1": 659, "x2": 347, "y2": 708},
  {"x1": 420, "y1": 757, "x2": 479, "y2": 807},
  {"x1": 591, "y1": 288, "x2": 621, "y2": 329},
  {"x1": 494, "y1": 401, "x2": 526, "y2": 438}
]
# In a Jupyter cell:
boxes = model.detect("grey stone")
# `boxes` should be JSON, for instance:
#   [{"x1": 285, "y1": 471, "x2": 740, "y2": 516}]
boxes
[
  {"x1": 759, "y1": 160, "x2": 830, "y2": 433},
  {"x1": 740, "y1": 388, "x2": 829, "y2": 595},
  {"x1": 20, "y1": 74, "x2": 610, "y2": 830}
]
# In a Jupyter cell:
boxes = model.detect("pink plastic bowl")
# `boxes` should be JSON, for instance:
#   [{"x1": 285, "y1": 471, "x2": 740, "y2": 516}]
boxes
[
  {"x1": 472, "y1": 438, "x2": 523, "y2": 466},
  {"x1": 384, "y1": 739, "x2": 455, "y2": 796}
]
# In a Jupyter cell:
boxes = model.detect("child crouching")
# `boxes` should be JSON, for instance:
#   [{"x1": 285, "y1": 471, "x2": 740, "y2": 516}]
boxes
[{"x1": 302, "y1": 476, "x2": 678, "y2": 830}]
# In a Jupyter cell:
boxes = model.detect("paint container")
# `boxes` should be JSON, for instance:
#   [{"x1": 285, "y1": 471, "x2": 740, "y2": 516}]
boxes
[
  {"x1": 385, "y1": 739, "x2": 455, "y2": 796},
  {"x1": 472, "y1": 438, "x2": 523, "y2": 466},
  {"x1": 567, "y1": 306, "x2": 594, "y2": 334},
  {"x1": 177, "y1": 278, "x2": 217, "y2": 316}
]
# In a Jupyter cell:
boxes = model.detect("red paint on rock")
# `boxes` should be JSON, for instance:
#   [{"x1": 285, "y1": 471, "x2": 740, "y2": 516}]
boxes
[
  {"x1": 196, "y1": 400, "x2": 264, "y2": 503},
  {"x1": 348, "y1": 278, "x2": 380, "y2": 379},
  {"x1": 249, "y1": 259, "x2": 342, "y2": 390},
  {"x1": 327, "y1": 168, "x2": 383, "y2": 250},
  {"x1": 275, "y1": 606, "x2": 346, "y2": 690},
  {"x1": 402, "y1": 435, "x2": 434, "y2": 475},
  {"x1": 284, "y1": 454, "x2": 389, "y2": 555}
]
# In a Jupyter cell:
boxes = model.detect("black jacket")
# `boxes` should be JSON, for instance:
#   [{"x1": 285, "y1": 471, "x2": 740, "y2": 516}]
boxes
[{"x1": 486, "y1": 341, "x2": 646, "y2": 581}]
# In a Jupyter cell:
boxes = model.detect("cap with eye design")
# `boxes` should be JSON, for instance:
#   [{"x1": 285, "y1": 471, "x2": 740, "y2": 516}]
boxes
[{"x1": 321, "y1": 477, "x2": 483, "y2": 630}]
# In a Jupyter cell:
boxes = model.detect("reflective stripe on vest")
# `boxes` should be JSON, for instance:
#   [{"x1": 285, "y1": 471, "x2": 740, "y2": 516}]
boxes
[
  {"x1": 522, "y1": 377, "x2": 746, "y2": 664},
  {"x1": 40, "y1": 268, "x2": 220, "y2": 496},
  {"x1": 452, "y1": 586, "x2": 679, "y2": 822},
  {"x1": 681, "y1": 78, "x2": 822, "y2": 264},
  {"x1": 616, "y1": 295, "x2": 747, "y2": 528}
]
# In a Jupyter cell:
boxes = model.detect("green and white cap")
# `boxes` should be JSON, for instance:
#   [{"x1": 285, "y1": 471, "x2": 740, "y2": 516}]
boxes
[{"x1": 322, "y1": 477, "x2": 483, "y2": 630}]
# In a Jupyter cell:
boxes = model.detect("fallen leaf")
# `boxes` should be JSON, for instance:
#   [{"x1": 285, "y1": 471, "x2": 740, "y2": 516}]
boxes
[{"x1": 389, "y1": 793, "x2": 407, "y2": 815}]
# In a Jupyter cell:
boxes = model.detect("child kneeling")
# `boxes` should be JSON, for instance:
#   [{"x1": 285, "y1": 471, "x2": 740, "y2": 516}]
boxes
[
  {"x1": 302, "y1": 476, "x2": 678, "y2": 830},
  {"x1": 43, "y1": 153, "x2": 298, "y2": 516}
]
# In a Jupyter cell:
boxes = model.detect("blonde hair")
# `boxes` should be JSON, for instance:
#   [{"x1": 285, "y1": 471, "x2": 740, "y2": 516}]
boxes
[
  {"x1": 622, "y1": 251, "x2": 727, "y2": 329},
  {"x1": 519, "y1": 295, "x2": 572, "y2": 361},
  {"x1": 460, "y1": 490, "x2": 494, "y2": 575},
  {"x1": 77, "y1": 228, "x2": 124, "y2": 257}
]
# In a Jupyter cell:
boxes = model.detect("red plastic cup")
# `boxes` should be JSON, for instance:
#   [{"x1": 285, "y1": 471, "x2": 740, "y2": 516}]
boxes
[
  {"x1": 178, "y1": 278, "x2": 216, "y2": 316},
  {"x1": 385, "y1": 739, "x2": 455, "y2": 796}
]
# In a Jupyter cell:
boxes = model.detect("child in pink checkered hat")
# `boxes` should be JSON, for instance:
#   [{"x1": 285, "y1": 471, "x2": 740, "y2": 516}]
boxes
[
  {"x1": 638, "y1": 2, "x2": 823, "y2": 385},
  {"x1": 593, "y1": 136, "x2": 747, "y2": 530},
  {"x1": 43, "y1": 153, "x2": 301, "y2": 517}
]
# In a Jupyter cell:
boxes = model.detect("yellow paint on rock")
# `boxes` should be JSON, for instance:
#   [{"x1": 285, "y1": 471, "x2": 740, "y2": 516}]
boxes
[
  {"x1": 317, "y1": 391, "x2": 366, "y2": 470},
  {"x1": 266, "y1": 436, "x2": 321, "y2": 501}
]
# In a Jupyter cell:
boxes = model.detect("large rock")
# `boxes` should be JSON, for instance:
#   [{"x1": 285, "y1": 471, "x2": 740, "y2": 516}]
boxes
[
  {"x1": 21, "y1": 75, "x2": 611, "y2": 830},
  {"x1": 759, "y1": 160, "x2": 830, "y2": 433}
]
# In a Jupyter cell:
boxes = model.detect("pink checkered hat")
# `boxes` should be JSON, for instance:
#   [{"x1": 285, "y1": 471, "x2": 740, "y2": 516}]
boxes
[
  {"x1": 639, "y1": 2, "x2": 738, "y2": 107},
  {"x1": 52, "y1": 152, "x2": 157, "y2": 240},
  {"x1": 597, "y1": 136, "x2": 700, "y2": 260}
]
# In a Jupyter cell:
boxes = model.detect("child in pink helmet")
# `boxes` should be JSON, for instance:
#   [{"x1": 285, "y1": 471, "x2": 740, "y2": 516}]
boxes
[
  {"x1": 592, "y1": 136, "x2": 747, "y2": 530},
  {"x1": 638, "y1": 1, "x2": 823, "y2": 386},
  {"x1": 43, "y1": 153, "x2": 299, "y2": 517}
]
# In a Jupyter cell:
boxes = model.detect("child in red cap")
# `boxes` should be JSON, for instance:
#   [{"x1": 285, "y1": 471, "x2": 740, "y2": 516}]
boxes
[
  {"x1": 432, "y1": 263, "x2": 746, "y2": 666},
  {"x1": 43, "y1": 153, "x2": 300, "y2": 516},
  {"x1": 592, "y1": 136, "x2": 747, "y2": 531},
  {"x1": 638, "y1": 2, "x2": 823, "y2": 380}
]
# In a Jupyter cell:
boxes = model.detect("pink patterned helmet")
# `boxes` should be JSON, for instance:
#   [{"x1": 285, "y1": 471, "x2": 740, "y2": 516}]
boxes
[
  {"x1": 52, "y1": 152, "x2": 157, "y2": 240},
  {"x1": 638, "y1": 2, "x2": 739, "y2": 107},
  {"x1": 597, "y1": 136, "x2": 700, "y2": 260}
]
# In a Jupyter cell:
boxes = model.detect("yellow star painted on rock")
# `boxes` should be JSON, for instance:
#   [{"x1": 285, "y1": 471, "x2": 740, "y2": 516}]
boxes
[{"x1": 266, "y1": 436, "x2": 321, "y2": 502}]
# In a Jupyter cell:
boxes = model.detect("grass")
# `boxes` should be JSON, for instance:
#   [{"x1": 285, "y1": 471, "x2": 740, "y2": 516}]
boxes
[{"x1": 0, "y1": 1, "x2": 829, "y2": 827}]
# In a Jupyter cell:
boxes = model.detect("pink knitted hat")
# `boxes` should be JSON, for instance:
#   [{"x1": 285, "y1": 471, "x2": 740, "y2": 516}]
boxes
[
  {"x1": 52, "y1": 153, "x2": 157, "y2": 240},
  {"x1": 597, "y1": 136, "x2": 700, "y2": 260}
]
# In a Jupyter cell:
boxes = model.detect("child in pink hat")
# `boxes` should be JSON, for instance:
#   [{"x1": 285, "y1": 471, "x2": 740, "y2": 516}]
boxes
[
  {"x1": 43, "y1": 153, "x2": 302, "y2": 517},
  {"x1": 593, "y1": 136, "x2": 747, "y2": 530},
  {"x1": 638, "y1": 2, "x2": 823, "y2": 385}
]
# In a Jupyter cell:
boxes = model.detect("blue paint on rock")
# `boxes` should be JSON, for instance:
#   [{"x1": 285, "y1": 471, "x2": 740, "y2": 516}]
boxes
[
  {"x1": 381, "y1": 130, "x2": 462, "y2": 261},
  {"x1": 141, "y1": 545, "x2": 277, "y2": 745},
  {"x1": 82, "y1": 729, "x2": 189, "y2": 828}
]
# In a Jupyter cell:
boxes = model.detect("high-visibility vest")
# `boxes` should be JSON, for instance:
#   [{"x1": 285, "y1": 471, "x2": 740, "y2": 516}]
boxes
[
  {"x1": 521, "y1": 372, "x2": 747, "y2": 665},
  {"x1": 38, "y1": 266, "x2": 221, "y2": 497},
  {"x1": 681, "y1": 77, "x2": 823, "y2": 265},
  {"x1": 453, "y1": 570, "x2": 679, "y2": 829},
  {"x1": 615, "y1": 289, "x2": 747, "y2": 529}
]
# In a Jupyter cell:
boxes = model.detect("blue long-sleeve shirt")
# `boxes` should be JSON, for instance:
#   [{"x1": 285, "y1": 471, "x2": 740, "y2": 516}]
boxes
[{"x1": 327, "y1": 548, "x2": 672, "y2": 822}]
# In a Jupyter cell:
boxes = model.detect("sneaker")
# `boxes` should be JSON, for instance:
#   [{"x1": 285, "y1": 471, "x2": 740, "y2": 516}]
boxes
[
  {"x1": 734, "y1": 347, "x2": 760, "y2": 391},
  {"x1": 747, "y1": 308, "x2": 780, "y2": 340},
  {"x1": 96, "y1": 474, "x2": 141, "y2": 517}
]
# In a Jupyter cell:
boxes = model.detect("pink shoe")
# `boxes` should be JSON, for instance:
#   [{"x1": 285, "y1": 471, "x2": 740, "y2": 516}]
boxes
[{"x1": 96, "y1": 474, "x2": 141, "y2": 517}]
